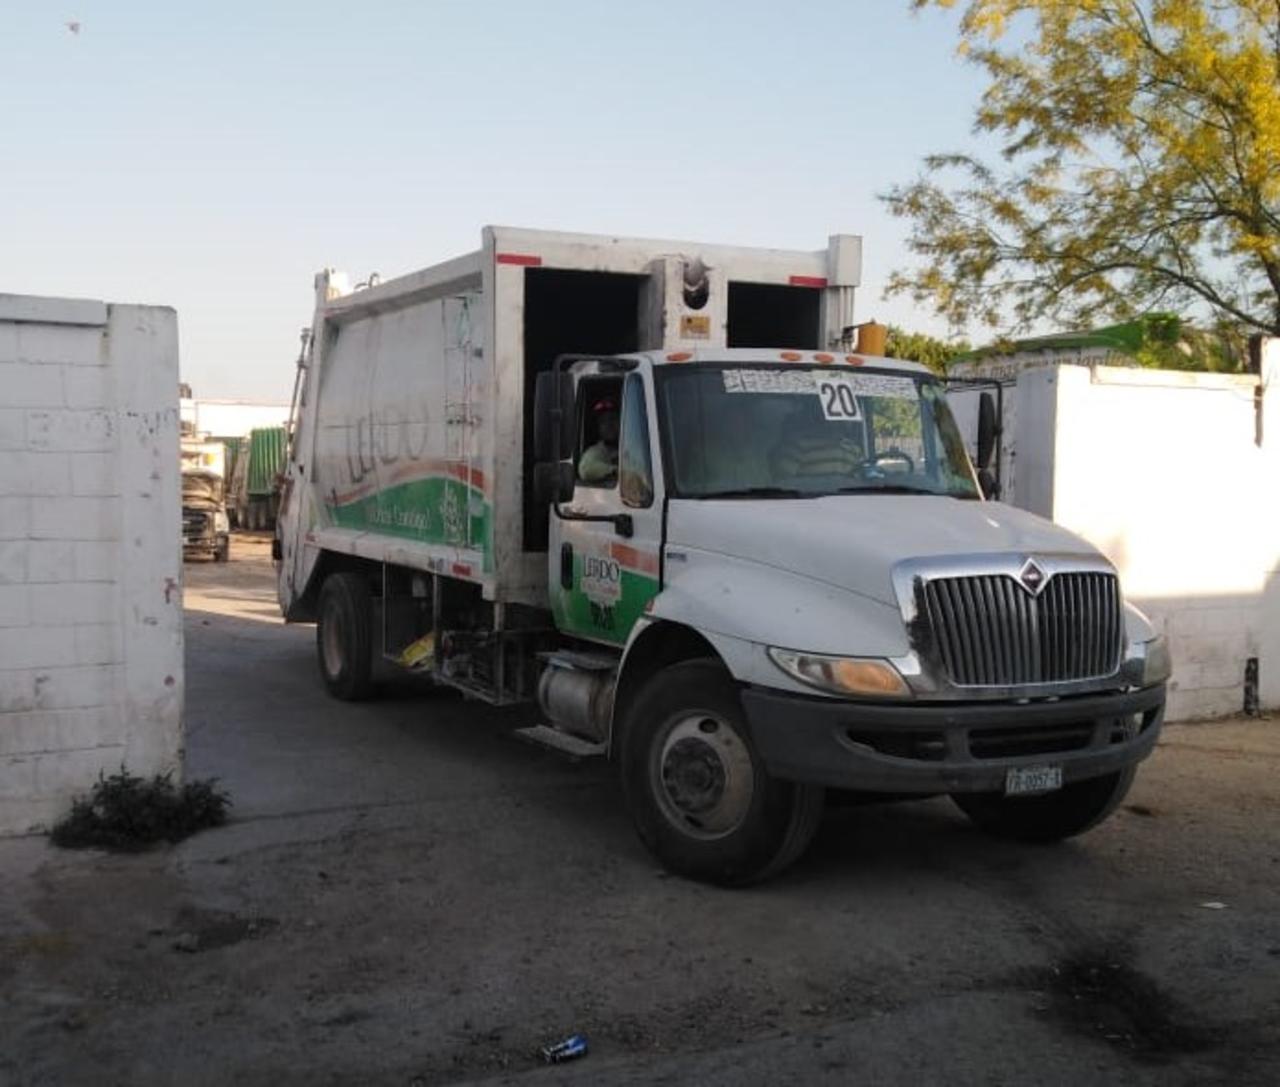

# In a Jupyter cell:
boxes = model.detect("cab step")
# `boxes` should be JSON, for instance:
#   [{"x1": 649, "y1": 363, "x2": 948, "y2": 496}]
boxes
[{"x1": 513, "y1": 725, "x2": 606, "y2": 760}]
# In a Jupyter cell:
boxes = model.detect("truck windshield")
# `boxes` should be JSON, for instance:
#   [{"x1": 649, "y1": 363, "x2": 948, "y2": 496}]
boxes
[{"x1": 657, "y1": 365, "x2": 979, "y2": 500}]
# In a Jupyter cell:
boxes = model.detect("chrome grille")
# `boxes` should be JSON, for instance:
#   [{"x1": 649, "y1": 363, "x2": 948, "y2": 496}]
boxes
[{"x1": 922, "y1": 572, "x2": 1123, "y2": 686}]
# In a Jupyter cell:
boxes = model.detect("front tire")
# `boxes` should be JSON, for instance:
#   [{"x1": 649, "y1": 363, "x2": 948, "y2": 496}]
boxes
[
  {"x1": 951, "y1": 767, "x2": 1135, "y2": 843},
  {"x1": 619, "y1": 660, "x2": 824, "y2": 886},
  {"x1": 316, "y1": 572, "x2": 376, "y2": 701}
]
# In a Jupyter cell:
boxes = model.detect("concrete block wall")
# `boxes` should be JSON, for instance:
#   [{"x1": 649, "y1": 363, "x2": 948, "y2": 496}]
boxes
[
  {"x1": 1011, "y1": 358, "x2": 1280, "y2": 721},
  {"x1": 0, "y1": 294, "x2": 183, "y2": 834}
]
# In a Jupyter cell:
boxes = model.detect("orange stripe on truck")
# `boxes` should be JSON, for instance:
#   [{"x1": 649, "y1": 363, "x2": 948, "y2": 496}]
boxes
[{"x1": 611, "y1": 542, "x2": 660, "y2": 577}]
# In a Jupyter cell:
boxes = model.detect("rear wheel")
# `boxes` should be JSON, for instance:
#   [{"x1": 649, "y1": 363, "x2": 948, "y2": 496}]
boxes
[
  {"x1": 316, "y1": 572, "x2": 376, "y2": 701},
  {"x1": 951, "y1": 767, "x2": 1135, "y2": 843},
  {"x1": 619, "y1": 660, "x2": 824, "y2": 885},
  {"x1": 214, "y1": 537, "x2": 230, "y2": 563}
]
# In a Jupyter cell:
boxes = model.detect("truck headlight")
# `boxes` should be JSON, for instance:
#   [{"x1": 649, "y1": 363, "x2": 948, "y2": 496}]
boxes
[
  {"x1": 767, "y1": 648, "x2": 910, "y2": 698},
  {"x1": 1141, "y1": 635, "x2": 1172, "y2": 686}
]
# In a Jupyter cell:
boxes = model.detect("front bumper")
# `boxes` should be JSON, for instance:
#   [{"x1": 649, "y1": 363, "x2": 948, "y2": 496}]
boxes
[{"x1": 740, "y1": 683, "x2": 1165, "y2": 793}]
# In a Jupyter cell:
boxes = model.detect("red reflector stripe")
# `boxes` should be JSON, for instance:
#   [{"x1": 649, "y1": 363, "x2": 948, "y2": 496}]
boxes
[
  {"x1": 496, "y1": 252, "x2": 542, "y2": 267},
  {"x1": 789, "y1": 275, "x2": 828, "y2": 288},
  {"x1": 451, "y1": 563, "x2": 473, "y2": 578}
]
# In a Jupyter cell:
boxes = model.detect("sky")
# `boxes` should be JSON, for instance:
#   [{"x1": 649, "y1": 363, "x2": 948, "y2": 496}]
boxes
[{"x1": 1, "y1": 1, "x2": 989, "y2": 403}]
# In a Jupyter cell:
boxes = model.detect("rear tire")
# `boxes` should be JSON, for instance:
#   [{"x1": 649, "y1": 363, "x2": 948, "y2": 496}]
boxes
[
  {"x1": 951, "y1": 767, "x2": 1135, "y2": 843},
  {"x1": 214, "y1": 537, "x2": 230, "y2": 563},
  {"x1": 316, "y1": 572, "x2": 377, "y2": 701},
  {"x1": 619, "y1": 660, "x2": 824, "y2": 885}
]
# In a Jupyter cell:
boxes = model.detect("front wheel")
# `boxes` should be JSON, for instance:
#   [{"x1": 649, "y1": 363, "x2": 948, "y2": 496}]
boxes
[
  {"x1": 316, "y1": 572, "x2": 377, "y2": 701},
  {"x1": 951, "y1": 767, "x2": 1135, "y2": 843},
  {"x1": 619, "y1": 660, "x2": 824, "y2": 886}
]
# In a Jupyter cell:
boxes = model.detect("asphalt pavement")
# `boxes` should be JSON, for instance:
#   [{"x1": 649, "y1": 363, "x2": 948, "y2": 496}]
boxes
[{"x1": 2, "y1": 533, "x2": 1278, "y2": 1086}]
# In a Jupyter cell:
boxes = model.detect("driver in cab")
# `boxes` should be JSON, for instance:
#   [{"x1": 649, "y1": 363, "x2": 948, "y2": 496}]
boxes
[{"x1": 578, "y1": 397, "x2": 620, "y2": 484}]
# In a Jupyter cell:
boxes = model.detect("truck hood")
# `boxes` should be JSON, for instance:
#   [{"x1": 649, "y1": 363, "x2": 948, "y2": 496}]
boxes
[{"x1": 666, "y1": 496, "x2": 1100, "y2": 607}]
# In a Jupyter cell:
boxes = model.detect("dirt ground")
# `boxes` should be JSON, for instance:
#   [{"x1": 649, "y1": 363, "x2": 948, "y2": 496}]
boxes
[{"x1": 2, "y1": 533, "x2": 1279, "y2": 1085}]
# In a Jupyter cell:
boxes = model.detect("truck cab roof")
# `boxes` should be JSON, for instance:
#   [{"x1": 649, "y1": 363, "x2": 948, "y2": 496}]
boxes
[{"x1": 631, "y1": 348, "x2": 934, "y2": 375}]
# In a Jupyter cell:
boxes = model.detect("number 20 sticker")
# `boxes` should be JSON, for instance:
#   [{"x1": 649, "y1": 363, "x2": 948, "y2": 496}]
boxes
[{"x1": 815, "y1": 375, "x2": 863, "y2": 421}]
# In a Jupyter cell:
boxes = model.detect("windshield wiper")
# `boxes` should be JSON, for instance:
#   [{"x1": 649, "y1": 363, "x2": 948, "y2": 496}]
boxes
[{"x1": 692, "y1": 486, "x2": 816, "y2": 500}]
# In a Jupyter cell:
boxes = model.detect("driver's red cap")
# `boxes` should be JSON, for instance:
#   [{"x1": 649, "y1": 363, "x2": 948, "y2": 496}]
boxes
[{"x1": 592, "y1": 397, "x2": 618, "y2": 413}]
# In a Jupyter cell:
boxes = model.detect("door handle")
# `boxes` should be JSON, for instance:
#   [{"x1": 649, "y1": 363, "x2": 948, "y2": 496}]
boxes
[{"x1": 560, "y1": 543, "x2": 574, "y2": 590}]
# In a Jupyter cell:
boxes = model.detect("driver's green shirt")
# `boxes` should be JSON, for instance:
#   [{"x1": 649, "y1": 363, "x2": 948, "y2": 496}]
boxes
[{"x1": 579, "y1": 441, "x2": 618, "y2": 484}]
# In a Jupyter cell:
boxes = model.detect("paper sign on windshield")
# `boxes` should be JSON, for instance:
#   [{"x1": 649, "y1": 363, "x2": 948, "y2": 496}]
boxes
[
  {"x1": 842, "y1": 373, "x2": 918, "y2": 399},
  {"x1": 722, "y1": 370, "x2": 816, "y2": 394},
  {"x1": 814, "y1": 374, "x2": 863, "y2": 421}
]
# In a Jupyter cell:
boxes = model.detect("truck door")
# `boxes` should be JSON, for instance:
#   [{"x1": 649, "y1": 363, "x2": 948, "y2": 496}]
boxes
[{"x1": 549, "y1": 370, "x2": 662, "y2": 647}]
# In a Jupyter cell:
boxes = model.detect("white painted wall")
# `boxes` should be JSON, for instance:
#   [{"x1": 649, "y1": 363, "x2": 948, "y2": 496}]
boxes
[
  {"x1": 952, "y1": 351, "x2": 1279, "y2": 721},
  {"x1": 0, "y1": 294, "x2": 183, "y2": 835},
  {"x1": 180, "y1": 398, "x2": 290, "y2": 439}
]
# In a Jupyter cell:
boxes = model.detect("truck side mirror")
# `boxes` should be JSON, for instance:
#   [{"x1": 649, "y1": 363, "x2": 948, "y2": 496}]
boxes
[
  {"x1": 534, "y1": 372, "x2": 576, "y2": 462},
  {"x1": 534, "y1": 460, "x2": 576, "y2": 506},
  {"x1": 976, "y1": 391, "x2": 997, "y2": 472}
]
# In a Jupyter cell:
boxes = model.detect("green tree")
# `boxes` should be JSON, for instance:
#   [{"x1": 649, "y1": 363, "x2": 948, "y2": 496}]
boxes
[
  {"x1": 885, "y1": 1, "x2": 1280, "y2": 341},
  {"x1": 883, "y1": 326, "x2": 972, "y2": 374}
]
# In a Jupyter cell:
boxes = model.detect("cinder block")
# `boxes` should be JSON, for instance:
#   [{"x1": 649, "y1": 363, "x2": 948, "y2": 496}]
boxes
[
  {"x1": 0, "y1": 452, "x2": 71, "y2": 497},
  {"x1": 1167, "y1": 686, "x2": 1239, "y2": 722},
  {"x1": 74, "y1": 540, "x2": 117, "y2": 582},
  {"x1": 0, "y1": 791, "x2": 64, "y2": 836},
  {"x1": 28, "y1": 582, "x2": 117, "y2": 626},
  {"x1": 30, "y1": 496, "x2": 119, "y2": 541},
  {"x1": 69, "y1": 452, "x2": 119, "y2": 496},
  {"x1": 0, "y1": 668, "x2": 37, "y2": 712},
  {"x1": 0, "y1": 363, "x2": 64, "y2": 408},
  {"x1": 63, "y1": 366, "x2": 113, "y2": 410},
  {"x1": 0, "y1": 541, "x2": 25, "y2": 584},
  {"x1": 26, "y1": 540, "x2": 76, "y2": 584},
  {"x1": 30, "y1": 664, "x2": 121, "y2": 711},
  {"x1": 32, "y1": 747, "x2": 128, "y2": 809},
  {"x1": 14, "y1": 324, "x2": 104, "y2": 367},
  {"x1": 0, "y1": 707, "x2": 122, "y2": 757},
  {"x1": 25, "y1": 410, "x2": 116, "y2": 453},
  {"x1": 74, "y1": 624, "x2": 122, "y2": 665},
  {"x1": 0, "y1": 408, "x2": 24, "y2": 450},
  {"x1": 0, "y1": 497, "x2": 30, "y2": 540},
  {"x1": 0, "y1": 584, "x2": 28, "y2": 627},
  {"x1": 0, "y1": 626, "x2": 79, "y2": 669}
]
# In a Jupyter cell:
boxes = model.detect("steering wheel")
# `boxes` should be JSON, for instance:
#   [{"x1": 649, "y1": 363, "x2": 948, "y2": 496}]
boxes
[{"x1": 863, "y1": 448, "x2": 915, "y2": 475}]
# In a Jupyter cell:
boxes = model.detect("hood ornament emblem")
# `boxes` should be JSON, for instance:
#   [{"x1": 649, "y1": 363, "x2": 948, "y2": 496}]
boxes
[{"x1": 1018, "y1": 558, "x2": 1048, "y2": 596}]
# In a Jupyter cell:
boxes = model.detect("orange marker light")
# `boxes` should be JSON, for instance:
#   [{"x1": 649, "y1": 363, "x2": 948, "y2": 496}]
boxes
[
  {"x1": 814, "y1": 352, "x2": 834, "y2": 364},
  {"x1": 666, "y1": 352, "x2": 693, "y2": 362},
  {"x1": 780, "y1": 351, "x2": 803, "y2": 362},
  {"x1": 845, "y1": 355, "x2": 866, "y2": 366}
]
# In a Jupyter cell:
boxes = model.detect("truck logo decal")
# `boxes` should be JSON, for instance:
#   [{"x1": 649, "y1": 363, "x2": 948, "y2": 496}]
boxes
[
  {"x1": 1018, "y1": 558, "x2": 1048, "y2": 595},
  {"x1": 581, "y1": 555, "x2": 623, "y2": 605}
]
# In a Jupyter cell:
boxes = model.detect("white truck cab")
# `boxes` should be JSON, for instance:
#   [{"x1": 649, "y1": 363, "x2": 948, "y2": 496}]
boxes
[{"x1": 277, "y1": 228, "x2": 1169, "y2": 884}]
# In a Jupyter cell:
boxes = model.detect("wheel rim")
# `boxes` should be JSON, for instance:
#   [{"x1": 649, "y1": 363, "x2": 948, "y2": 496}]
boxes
[
  {"x1": 650, "y1": 712, "x2": 755, "y2": 840},
  {"x1": 321, "y1": 599, "x2": 344, "y2": 678}
]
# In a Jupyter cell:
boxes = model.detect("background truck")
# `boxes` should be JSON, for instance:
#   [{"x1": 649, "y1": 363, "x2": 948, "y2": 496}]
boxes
[
  {"x1": 230, "y1": 425, "x2": 287, "y2": 530},
  {"x1": 276, "y1": 226, "x2": 1170, "y2": 885},
  {"x1": 180, "y1": 438, "x2": 230, "y2": 562}
]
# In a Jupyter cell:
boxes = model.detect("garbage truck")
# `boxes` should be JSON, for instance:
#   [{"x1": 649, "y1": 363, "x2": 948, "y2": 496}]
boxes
[
  {"x1": 229, "y1": 425, "x2": 288, "y2": 530},
  {"x1": 276, "y1": 226, "x2": 1170, "y2": 885},
  {"x1": 181, "y1": 438, "x2": 230, "y2": 562}
]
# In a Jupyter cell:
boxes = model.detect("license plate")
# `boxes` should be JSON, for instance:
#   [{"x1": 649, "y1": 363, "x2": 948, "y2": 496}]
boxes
[{"x1": 1005, "y1": 765, "x2": 1063, "y2": 796}]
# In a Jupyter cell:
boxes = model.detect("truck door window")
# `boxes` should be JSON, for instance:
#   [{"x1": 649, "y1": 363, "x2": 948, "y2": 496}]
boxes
[
  {"x1": 619, "y1": 373, "x2": 654, "y2": 508},
  {"x1": 576, "y1": 379, "x2": 622, "y2": 487}
]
